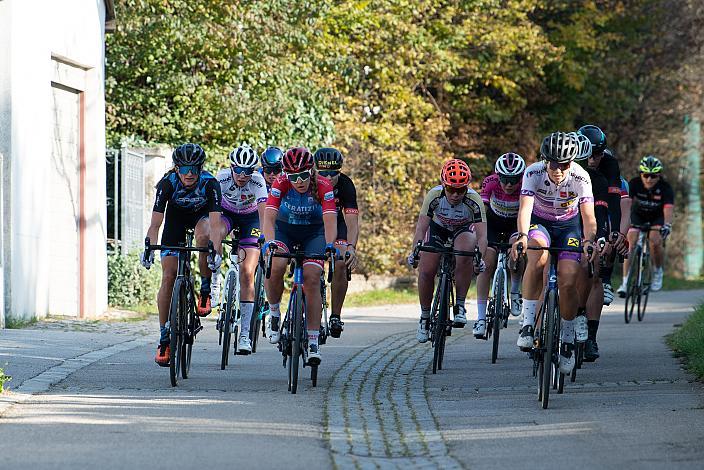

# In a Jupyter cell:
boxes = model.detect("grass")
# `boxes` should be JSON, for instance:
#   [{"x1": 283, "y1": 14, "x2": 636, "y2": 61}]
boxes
[
  {"x1": 667, "y1": 303, "x2": 704, "y2": 380},
  {"x1": 0, "y1": 367, "x2": 11, "y2": 393},
  {"x1": 661, "y1": 275, "x2": 704, "y2": 291},
  {"x1": 5, "y1": 317, "x2": 37, "y2": 329},
  {"x1": 344, "y1": 285, "x2": 477, "y2": 308}
]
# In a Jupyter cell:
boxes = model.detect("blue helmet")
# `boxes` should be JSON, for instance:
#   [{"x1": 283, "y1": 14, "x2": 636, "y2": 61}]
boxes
[
  {"x1": 577, "y1": 125, "x2": 607, "y2": 153},
  {"x1": 260, "y1": 146, "x2": 283, "y2": 169}
]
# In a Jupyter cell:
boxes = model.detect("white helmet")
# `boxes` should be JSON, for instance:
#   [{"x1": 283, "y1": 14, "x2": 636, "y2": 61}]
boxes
[
  {"x1": 573, "y1": 133, "x2": 593, "y2": 162},
  {"x1": 495, "y1": 152, "x2": 526, "y2": 176},
  {"x1": 229, "y1": 144, "x2": 258, "y2": 168},
  {"x1": 540, "y1": 131, "x2": 580, "y2": 163}
]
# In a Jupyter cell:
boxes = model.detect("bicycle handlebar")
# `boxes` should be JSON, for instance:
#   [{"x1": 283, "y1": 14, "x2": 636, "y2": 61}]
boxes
[
  {"x1": 264, "y1": 244, "x2": 340, "y2": 284},
  {"x1": 411, "y1": 240, "x2": 482, "y2": 270},
  {"x1": 144, "y1": 237, "x2": 214, "y2": 257},
  {"x1": 516, "y1": 242, "x2": 595, "y2": 277}
]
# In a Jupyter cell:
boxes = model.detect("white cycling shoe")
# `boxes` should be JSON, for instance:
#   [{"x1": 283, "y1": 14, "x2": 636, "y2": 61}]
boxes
[
  {"x1": 453, "y1": 305, "x2": 467, "y2": 327},
  {"x1": 417, "y1": 318, "x2": 430, "y2": 343},
  {"x1": 559, "y1": 343, "x2": 576, "y2": 374},
  {"x1": 237, "y1": 335, "x2": 252, "y2": 355},
  {"x1": 602, "y1": 283, "x2": 614, "y2": 306},
  {"x1": 517, "y1": 325, "x2": 534, "y2": 350},
  {"x1": 268, "y1": 316, "x2": 281, "y2": 344},
  {"x1": 651, "y1": 268, "x2": 663, "y2": 291},
  {"x1": 473, "y1": 319, "x2": 486, "y2": 339},
  {"x1": 617, "y1": 279, "x2": 628, "y2": 298},
  {"x1": 510, "y1": 293, "x2": 522, "y2": 317}
]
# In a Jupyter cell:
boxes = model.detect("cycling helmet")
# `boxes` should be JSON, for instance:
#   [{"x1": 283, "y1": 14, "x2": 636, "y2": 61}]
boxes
[
  {"x1": 441, "y1": 159, "x2": 471, "y2": 188},
  {"x1": 540, "y1": 131, "x2": 580, "y2": 163},
  {"x1": 313, "y1": 147, "x2": 344, "y2": 170},
  {"x1": 228, "y1": 144, "x2": 258, "y2": 168},
  {"x1": 260, "y1": 146, "x2": 284, "y2": 169},
  {"x1": 574, "y1": 133, "x2": 593, "y2": 161},
  {"x1": 577, "y1": 124, "x2": 607, "y2": 153},
  {"x1": 639, "y1": 155, "x2": 663, "y2": 174},
  {"x1": 172, "y1": 143, "x2": 206, "y2": 167},
  {"x1": 282, "y1": 146, "x2": 314, "y2": 173},
  {"x1": 495, "y1": 152, "x2": 526, "y2": 176}
]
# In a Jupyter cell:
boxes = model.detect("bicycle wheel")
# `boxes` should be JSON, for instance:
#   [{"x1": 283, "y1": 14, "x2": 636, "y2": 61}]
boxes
[
  {"x1": 181, "y1": 282, "x2": 194, "y2": 379},
  {"x1": 168, "y1": 279, "x2": 184, "y2": 387},
  {"x1": 541, "y1": 290, "x2": 557, "y2": 409},
  {"x1": 432, "y1": 275, "x2": 448, "y2": 374},
  {"x1": 571, "y1": 342, "x2": 583, "y2": 382},
  {"x1": 290, "y1": 287, "x2": 302, "y2": 394},
  {"x1": 250, "y1": 265, "x2": 265, "y2": 353},
  {"x1": 624, "y1": 248, "x2": 641, "y2": 324},
  {"x1": 638, "y1": 253, "x2": 651, "y2": 322},
  {"x1": 491, "y1": 269, "x2": 506, "y2": 364},
  {"x1": 311, "y1": 365, "x2": 318, "y2": 387},
  {"x1": 221, "y1": 271, "x2": 237, "y2": 369}
]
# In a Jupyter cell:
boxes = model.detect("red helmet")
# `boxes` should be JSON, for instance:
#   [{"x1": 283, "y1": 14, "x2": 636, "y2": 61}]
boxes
[
  {"x1": 282, "y1": 146, "x2": 314, "y2": 173},
  {"x1": 441, "y1": 159, "x2": 471, "y2": 188}
]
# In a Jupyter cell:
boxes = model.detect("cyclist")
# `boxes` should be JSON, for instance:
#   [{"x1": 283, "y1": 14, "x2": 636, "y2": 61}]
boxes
[
  {"x1": 475, "y1": 152, "x2": 526, "y2": 339},
  {"x1": 141, "y1": 143, "x2": 223, "y2": 366},
  {"x1": 617, "y1": 156, "x2": 674, "y2": 294},
  {"x1": 577, "y1": 125, "x2": 629, "y2": 305},
  {"x1": 215, "y1": 144, "x2": 268, "y2": 354},
  {"x1": 313, "y1": 147, "x2": 359, "y2": 339},
  {"x1": 262, "y1": 146, "x2": 338, "y2": 365},
  {"x1": 259, "y1": 146, "x2": 284, "y2": 191},
  {"x1": 409, "y1": 159, "x2": 487, "y2": 343},
  {"x1": 511, "y1": 131, "x2": 597, "y2": 375}
]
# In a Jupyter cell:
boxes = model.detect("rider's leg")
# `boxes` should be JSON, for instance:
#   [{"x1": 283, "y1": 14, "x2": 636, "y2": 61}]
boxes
[
  {"x1": 238, "y1": 247, "x2": 259, "y2": 339},
  {"x1": 303, "y1": 262, "x2": 324, "y2": 361},
  {"x1": 557, "y1": 258, "x2": 581, "y2": 345},
  {"x1": 264, "y1": 256, "x2": 288, "y2": 342},
  {"x1": 331, "y1": 240, "x2": 349, "y2": 318},
  {"x1": 417, "y1": 251, "x2": 440, "y2": 342},
  {"x1": 516, "y1": 233, "x2": 548, "y2": 348},
  {"x1": 476, "y1": 247, "x2": 498, "y2": 323},
  {"x1": 453, "y1": 230, "x2": 477, "y2": 319},
  {"x1": 195, "y1": 217, "x2": 213, "y2": 290},
  {"x1": 158, "y1": 256, "x2": 178, "y2": 339},
  {"x1": 650, "y1": 229, "x2": 664, "y2": 269}
]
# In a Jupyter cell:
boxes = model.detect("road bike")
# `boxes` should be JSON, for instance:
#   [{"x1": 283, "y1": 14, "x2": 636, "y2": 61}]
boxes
[
  {"x1": 624, "y1": 223, "x2": 654, "y2": 324},
  {"x1": 412, "y1": 241, "x2": 481, "y2": 374},
  {"x1": 486, "y1": 241, "x2": 513, "y2": 364},
  {"x1": 144, "y1": 231, "x2": 214, "y2": 387},
  {"x1": 265, "y1": 245, "x2": 336, "y2": 394}
]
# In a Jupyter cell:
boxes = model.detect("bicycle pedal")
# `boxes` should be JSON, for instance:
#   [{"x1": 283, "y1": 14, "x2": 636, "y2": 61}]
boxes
[{"x1": 452, "y1": 322, "x2": 466, "y2": 329}]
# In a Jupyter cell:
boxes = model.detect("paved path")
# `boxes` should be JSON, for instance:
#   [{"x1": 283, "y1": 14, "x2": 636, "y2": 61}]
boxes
[{"x1": 0, "y1": 291, "x2": 702, "y2": 469}]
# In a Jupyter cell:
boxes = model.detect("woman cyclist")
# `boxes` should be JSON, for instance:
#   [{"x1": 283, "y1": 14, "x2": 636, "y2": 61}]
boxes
[
  {"x1": 262, "y1": 147, "x2": 338, "y2": 365},
  {"x1": 259, "y1": 146, "x2": 284, "y2": 191},
  {"x1": 409, "y1": 159, "x2": 487, "y2": 343},
  {"x1": 474, "y1": 153, "x2": 526, "y2": 338},
  {"x1": 214, "y1": 144, "x2": 268, "y2": 354},
  {"x1": 141, "y1": 143, "x2": 223, "y2": 366},
  {"x1": 511, "y1": 132, "x2": 597, "y2": 375}
]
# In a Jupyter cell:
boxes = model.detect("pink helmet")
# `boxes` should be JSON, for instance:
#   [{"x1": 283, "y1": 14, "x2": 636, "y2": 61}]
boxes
[{"x1": 495, "y1": 152, "x2": 526, "y2": 176}]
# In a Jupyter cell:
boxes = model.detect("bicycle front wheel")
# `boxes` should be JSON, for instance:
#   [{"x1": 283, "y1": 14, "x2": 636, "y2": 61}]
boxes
[
  {"x1": 638, "y1": 253, "x2": 651, "y2": 322},
  {"x1": 290, "y1": 288, "x2": 303, "y2": 394},
  {"x1": 181, "y1": 281, "x2": 195, "y2": 379},
  {"x1": 221, "y1": 271, "x2": 237, "y2": 369},
  {"x1": 168, "y1": 279, "x2": 185, "y2": 387},
  {"x1": 432, "y1": 275, "x2": 449, "y2": 374},
  {"x1": 625, "y1": 249, "x2": 641, "y2": 324},
  {"x1": 491, "y1": 269, "x2": 506, "y2": 364},
  {"x1": 250, "y1": 264, "x2": 265, "y2": 353},
  {"x1": 541, "y1": 290, "x2": 558, "y2": 409}
]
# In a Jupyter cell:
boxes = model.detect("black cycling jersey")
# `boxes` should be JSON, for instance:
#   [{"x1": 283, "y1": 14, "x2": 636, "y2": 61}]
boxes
[
  {"x1": 153, "y1": 170, "x2": 222, "y2": 214},
  {"x1": 585, "y1": 166, "x2": 610, "y2": 239},
  {"x1": 332, "y1": 172, "x2": 359, "y2": 240},
  {"x1": 628, "y1": 176, "x2": 674, "y2": 220},
  {"x1": 596, "y1": 149, "x2": 622, "y2": 232}
]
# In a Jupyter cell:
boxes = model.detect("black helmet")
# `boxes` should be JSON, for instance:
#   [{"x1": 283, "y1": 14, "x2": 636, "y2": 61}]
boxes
[
  {"x1": 639, "y1": 155, "x2": 663, "y2": 174},
  {"x1": 313, "y1": 147, "x2": 344, "y2": 171},
  {"x1": 540, "y1": 132, "x2": 580, "y2": 163},
  {"x1": 172, "y1": 143, "x2": 206, "y2": 166},
  {"x1": 577, "y1": 125, "x2": 607, "y2": 153},
  {"x1": 260, "y1": 146, "x2": 284, "y2": 169}
]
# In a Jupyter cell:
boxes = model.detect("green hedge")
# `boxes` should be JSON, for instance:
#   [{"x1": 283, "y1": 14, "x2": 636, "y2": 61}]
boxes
[
  {"x1": 107, "y1": 250, "x2": 161, "y2": 309},
  {"x1": 667, "y1": 303, "x2": 704, "y2": 380}
]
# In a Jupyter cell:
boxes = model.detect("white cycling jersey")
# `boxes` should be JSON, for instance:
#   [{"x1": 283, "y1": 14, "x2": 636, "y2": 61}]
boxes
[
  {"x1": 520, "y1": 161, "x2": 593, "y2": 221},
  {"x1": 216, "y1": 169, "x2": 268, "y2": 215}
]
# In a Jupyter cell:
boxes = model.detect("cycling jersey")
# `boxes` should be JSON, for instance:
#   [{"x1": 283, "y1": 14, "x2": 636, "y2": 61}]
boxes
[
  {"x1": 521, "y1": 162, "x2": 593, "y2": 221},
  {"x1": 584, "y1": 166, "x2": 610, "y2": 238},
  {"x1": 628, "y1": 177, "x2": 674, "y2": 220},
  {"x1": 480, "y1": 173, "x2": 521, "y2": 219},
  {"x1": 216, "y1": 169, "x2": 268, "y2": 215},
  {"x1": 153, "y1": 170, "x2": 221, "y2": 214},
  {"x1": 620, "y1": 177, "x2": 629, "y2": 199},
  {"x1": 597, "y1": 150, "x2": 623, "y2": 232},
  {"x1": 331, "y1": 173, "x2": 359, "y2": 241},
  {"x1": 266, "y1": 176, "x2": 337, "y2": 225},
  {"x1": 420, "y1": 185, "x2": 485, "y2": 231}
]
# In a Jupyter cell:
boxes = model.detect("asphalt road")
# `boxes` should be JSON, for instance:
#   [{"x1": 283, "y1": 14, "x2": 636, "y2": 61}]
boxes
[{"x1": 0, "y1": 290, "x2": 703, "y2": 469}]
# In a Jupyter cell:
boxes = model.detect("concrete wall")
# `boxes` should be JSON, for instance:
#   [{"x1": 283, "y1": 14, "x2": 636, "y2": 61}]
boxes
[{"x1": 0, "y1": 0, "x2": 109, "y2": 320}]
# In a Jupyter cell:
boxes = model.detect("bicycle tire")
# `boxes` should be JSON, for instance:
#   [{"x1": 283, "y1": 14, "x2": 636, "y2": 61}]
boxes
[
  {"x1": 168, "y1": 278, "x2": 184, "y2": 387},
  {"x1": 181, "y1": 282, "x2": 194, "y2": 379},
  {"x1": 541, "y1": 289, "x2": 557, "y2": 409},
  {"x1": 250, "y1": 265, "x2": 265, "y2": 353},
  {"x1": 624, "y1": 248, "x2": 641, "y2": 324},
  {"x1": 290, "y1": 287, "x2": 302, "y2": 394},
  {"x1": 558, "y1": 371, "x2": 565, "y2": 394},
  {"x1": 491, "y1": 269, "x2": 506, "y2": 364},
  {"x1": 571, "y1": 342, "x2": 583, "y2": 382},
  {"x1": 432, "y1": 275, "x2": 448, "y2": 374},
  {"x1": 221, "y1": 271, "x2": 237, "y2": 370},
  {"x1": 311, "y1": 365, "x2": 318, "y2": 387},
  {"x1": 638, "y1": 253, "x2": 651, "y2": 322}
]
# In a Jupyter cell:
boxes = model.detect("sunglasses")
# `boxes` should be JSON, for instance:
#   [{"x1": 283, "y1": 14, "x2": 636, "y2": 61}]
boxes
[
  {"x1": 444, "y1": 186, "x2": 468, "y2": 196},
  {"x1": 287, "y1": 170, "x2": 311, "y2": 183},
  {"x1": 263, "y1": 166, "x2": 282, "y2": 175},
  {"x1": 232, "y1": 166, "x2": 255, "y2": 176},
  {"x1": 642, "y1": 173, "x2": 660, "y2": 179},
  {"x1": 318, "y1": 170, "x2": 340, "y2": 178},
  {"x1": 548, "y1": 161, "x2": 571, "y2": 171},
  {"x1": 178, "y1": 165, "x2": 200, "y2": 175},
  {"x1": 499, "y1": 175, "x2": 521, "y2": 185}
]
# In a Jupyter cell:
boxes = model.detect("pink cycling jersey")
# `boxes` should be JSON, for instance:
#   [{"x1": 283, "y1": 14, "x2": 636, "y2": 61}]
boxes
[
  {"x1": 520, "y1": 161, "x2": 594, "y2": 221},
  {"x1": 480, "y1": 173, "x2": 521, "y2": 219}
]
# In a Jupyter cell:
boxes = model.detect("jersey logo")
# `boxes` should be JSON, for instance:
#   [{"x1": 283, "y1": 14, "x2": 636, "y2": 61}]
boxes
[
  {"x1": 529, "y1": 224, "x2": 539, "y2": 230},
  {"x1": 324, "y1": 191, "x2": 334, "y2": 201},
  {"x1": 250, "y1": 228, "x2": 261, "y2": 237},
  {"x1": 567, "y1": 237, "x2": 580, "y2": 247},
  {"x1": 271, "y1": 188, "x2": 281, "y2": 197}
]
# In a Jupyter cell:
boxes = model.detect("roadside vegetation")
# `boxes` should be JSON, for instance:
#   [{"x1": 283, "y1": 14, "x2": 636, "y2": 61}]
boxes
[
  {"x1": 0, "y1": 367, "x2": 11, "y2": 393},
  {"x1": 667, "y1": 303, "x2": 704, "y2": 380}
]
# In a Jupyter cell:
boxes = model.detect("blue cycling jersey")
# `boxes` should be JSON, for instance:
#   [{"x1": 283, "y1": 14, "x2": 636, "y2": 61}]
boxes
[{"x1": 153, "y1": 170, "x2": 221, "y2": 214}]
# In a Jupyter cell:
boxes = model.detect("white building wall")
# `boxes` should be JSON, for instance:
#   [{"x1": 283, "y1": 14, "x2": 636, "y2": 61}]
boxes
[{"x1": 1, "y1": 0, "x2": 109, "y2": 320}]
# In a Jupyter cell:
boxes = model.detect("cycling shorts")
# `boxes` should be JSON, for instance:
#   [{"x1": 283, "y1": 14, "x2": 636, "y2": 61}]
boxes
[
  {"x1": 426, "y1": 221, "x2": 472, "y2": 249},
  {"x1": 273, "y1": 221, "x2": 326, "y2": 269},
  {"x1": 486, "y1": 211, "x2": 517, "y2": 245},
  {"x1": 160, "y1": 206, "x2": 209, "y2": 258},
  {"x1": 222, "y1": 211, "x2": 261, "y2": 247},
  {"x1": 528, "y1": 215, "x2": 582, "y2": 262},
  {"x1": 629, "y1": 211, "x2": 664, "y2": 233}
]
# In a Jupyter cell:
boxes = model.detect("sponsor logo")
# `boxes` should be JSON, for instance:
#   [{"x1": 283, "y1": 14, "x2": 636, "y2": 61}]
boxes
[
  {"x1": 560, "y1": 191, "x2": 568, "y2": 198},
  {"x1": 250, "y1": 228, "x2": 261, "y2": 237},
  {"x1": 653, "y1": 195, "x2": 661, "y2": 200},
  {"x1": 271, "y1": 188, "x2": 281, "y2": 197},
  {"x1": 569, "y1": 191, "x2": 577, "y2": 197},
  {"x1": 567, "y1": 237, "x2": 580, "y2": 247},
  {"x1": 324, "y1": 191, "x2": 334, "y2": 201}
]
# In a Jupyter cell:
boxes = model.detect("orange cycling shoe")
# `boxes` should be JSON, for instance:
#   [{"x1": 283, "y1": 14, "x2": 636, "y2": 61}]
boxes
[
  {"x1": 196, "y1": 293, "x2": 212, "y2": 317},
  {"x1": 155, "y1": 343, "x2": 170, "y2": 367}
]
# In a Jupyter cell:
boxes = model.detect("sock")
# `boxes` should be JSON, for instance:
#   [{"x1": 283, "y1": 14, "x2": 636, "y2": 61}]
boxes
[
  {"x1": 456, "y1": 295, "x2": 466, "y2": 309},
  {"x1": 269, "y1": 302, "x2": 281, "y2": 318},
  {"x1": 587, "y1": 320, "x2": 600, "y2": 341},
  {"x1": 521, "y1": 300, "x2": 538, "y2": 328},
  {"x1": 510, "y1": 275, "x2": 521, "y2": 294},
  {"x1": 477, "y1": 300, "x2": 487, "y2": 321},
  {"x1": 420, "y1": 306, "x2": 431, "y2": 319},
  {"x1": 601, "y1": 264, "x2": 614, "y2": 285},
  {"x1": 307, "y1": 329, "x2": 320, "y2": 347},
  {"x1": 561, "y1": 319, "x2": 575, "y2": 344},
  {"x1": 200, "y1": 276, "x2": 211, "y2": 294},
  {"x1": 240, "y1": 301, "x2": 253, "y2": 337},
  {"x1": 159, "y1": 325, "x2": 169, "y2": 343}
]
